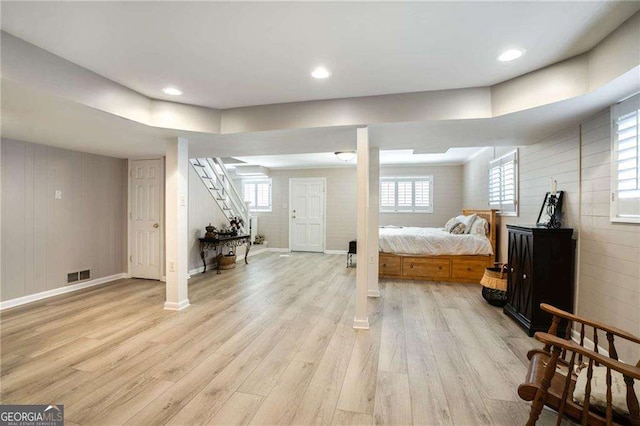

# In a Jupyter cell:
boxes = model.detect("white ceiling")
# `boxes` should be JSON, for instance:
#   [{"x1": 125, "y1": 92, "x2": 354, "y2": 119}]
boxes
[
  {"x1": 232, "y1": 147, "x2": 487, "y2": 169},
  {"x1": 3, "y1": 1, "x2": 639, "y2": 109}
]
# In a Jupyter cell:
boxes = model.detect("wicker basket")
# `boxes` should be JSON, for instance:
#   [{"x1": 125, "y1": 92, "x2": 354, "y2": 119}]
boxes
[
  {"x1": 217, "y1": 253, "x2": 237, "y2": 270},
  {"x1": 480, "y1": 265, "x2": 508, "y2": 306}
]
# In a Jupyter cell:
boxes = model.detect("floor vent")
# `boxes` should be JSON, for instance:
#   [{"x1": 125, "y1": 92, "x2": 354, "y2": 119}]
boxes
[{"x1": 67, "y1": 272, "x2": 79, "y2": 283}]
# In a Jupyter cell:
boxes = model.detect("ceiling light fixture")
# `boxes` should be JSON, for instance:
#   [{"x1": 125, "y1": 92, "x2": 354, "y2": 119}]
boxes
[
  {"x1": 497, "y1": 48, "x2": 526, "y2": 62},
  {"x1": 163, "y1": 87, "x2": 183, "y2": 96},
  {"x1": 311, "y1": 67, "x2": 331, "y2": 79},
  {"x1": 335, "y1": 151, "x2": 356, "y2": 162}
]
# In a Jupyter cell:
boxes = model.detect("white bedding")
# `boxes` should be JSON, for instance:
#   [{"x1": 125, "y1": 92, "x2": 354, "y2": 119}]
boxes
[{"x1": 379, "y1": 226, "x2": 493, "y2": 256}]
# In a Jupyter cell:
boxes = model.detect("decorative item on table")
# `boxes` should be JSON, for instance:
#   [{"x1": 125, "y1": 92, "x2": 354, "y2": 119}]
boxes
[
  {"x1": 229, "y1": 216, "x2": 244, "y2": 236},
  {"x1": 204, "y1": 223, "x2": 217, "y2": 239},
  {"x1": 480, "y1": 264, "x2": 508, "y2": 306},
  {"x1": 254, "y1": 234, "x2": 265, "y2": 245},
  {"x1": 536, "y1": 179, "x2": 564, "y2": 229}
]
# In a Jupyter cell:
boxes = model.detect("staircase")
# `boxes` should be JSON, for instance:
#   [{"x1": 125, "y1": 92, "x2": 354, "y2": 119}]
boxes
[{"x1": 190, "y1": 158, "x2": 249, "y2": 229}]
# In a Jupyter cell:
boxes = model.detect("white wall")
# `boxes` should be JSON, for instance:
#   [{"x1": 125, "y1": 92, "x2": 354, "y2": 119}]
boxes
[
  {"x1": 248, "y1": 167, "x2": 357, "y2": 251},
  {"x1": 462, "y1": 108, "x2": 639, "y2": 361},
  {"x1": 579, "y1": 110, "x2": 640, "y2": 362},
  {"x1": 187, "y1": 166, "x2": 229, "y2": 272},
  {"x1": 1, "y1": 138, "x2": 127, "y2": 301},
  {"x1": 380, "y1": 164, "x2": 463, "y2": 228}
]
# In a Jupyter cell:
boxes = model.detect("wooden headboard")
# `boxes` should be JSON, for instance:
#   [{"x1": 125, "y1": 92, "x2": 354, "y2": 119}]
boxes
[{"x1": 462, "y1": 209, "x2": 498, "y2": 262}]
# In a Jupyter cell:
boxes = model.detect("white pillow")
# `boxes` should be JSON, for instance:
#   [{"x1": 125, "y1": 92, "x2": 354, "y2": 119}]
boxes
[
  {"x1": 573, "y1": 365, "x2": 640, "y2": 416},
  {"x1": 444, "y1": 217, "x2": 458, "y2": 233},
  {"x1": 455, "y1": 214, "x2": 477, "y2": 234},
  {"x1": 470, "y1": 217, "x2": 489, "y2": 236},
  {"x1": 449, "y1": 223, "x2": 466, "y2": 234}
]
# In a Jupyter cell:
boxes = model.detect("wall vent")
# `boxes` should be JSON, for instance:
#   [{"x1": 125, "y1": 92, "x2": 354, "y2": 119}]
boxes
[{"x1": 67, "y1": 269, "x2": 91, "y2": 284}]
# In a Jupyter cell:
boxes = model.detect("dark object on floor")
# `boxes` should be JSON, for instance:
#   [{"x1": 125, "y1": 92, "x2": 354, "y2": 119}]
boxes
[
  {"x1": 481, "y1": 286, "x2": 507, "y2": 307},
  {"x1": 347, "y1": 240, "x2": 356, "y2": 267},
  {"x1": 519, "y1": 303, "x2": 640, "y2": 426},
  {"x1": 480, "y1": 265, "x2": 507, "y2": 306}
]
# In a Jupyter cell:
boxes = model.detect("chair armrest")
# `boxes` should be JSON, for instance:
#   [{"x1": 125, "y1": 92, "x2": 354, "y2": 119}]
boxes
[
  {"x1": 540, "y1": 304, "x2": 640, "y2": 346},
  {"x1": 534, "y1": 332, "x2": 640, "y2": 380}
]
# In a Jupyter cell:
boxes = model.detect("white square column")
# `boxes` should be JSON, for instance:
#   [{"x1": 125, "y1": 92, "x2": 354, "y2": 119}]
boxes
[
  {"x1": 353, "y1": 127, "x2": 370, "y2": 330},
  {"x1": 164, "y1": 137, "x2": 190, "y2": 311},
  {"x1": 367, "y1": 147, "x2": 380, "y2": 298}
]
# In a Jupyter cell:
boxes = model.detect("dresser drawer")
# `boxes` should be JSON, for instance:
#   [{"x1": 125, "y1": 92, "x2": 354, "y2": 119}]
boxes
[
  {"x1": 451, "y1": 258, "x2": 488, "y2": 280},
  {"x1": 402, "y1": 257, "x2": 450, "y2": 278},
  {"x1": 379, "y1": 255, "x2": 401, "y2": 276}
]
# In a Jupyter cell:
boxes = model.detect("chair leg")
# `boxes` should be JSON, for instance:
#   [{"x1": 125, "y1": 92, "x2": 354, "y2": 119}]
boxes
[{"x1": 527, "y1": 346, "x2": 561, "y2": 426}]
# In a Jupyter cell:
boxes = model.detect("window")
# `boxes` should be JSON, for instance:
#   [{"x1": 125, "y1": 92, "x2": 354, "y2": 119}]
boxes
[
  {"x1": 243, "y1": 179, "x2": 272, "y2": 212},
  {"x1": 380, "y1": 176, "x2": 433, "y2": 212},
  {"x1": 488, "y1": 149, "x2": 518, "y2": 216},
  {"x1": 611, "y1": 93, "x2": 640, "y2": 223}
]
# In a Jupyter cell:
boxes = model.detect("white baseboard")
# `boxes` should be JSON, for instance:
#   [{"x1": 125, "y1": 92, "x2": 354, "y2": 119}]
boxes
[
  {"x1": 353, "y1": 317, "x2": 370, "y2": 330},
  {"x1": 164, "y1": 299, "x2": 190, "y2": 311},
  {"x1": 368, "y1": 289, "x2": 381, "y2": 298},
  {"x1": 0, "y1": 273, "x2": 128, "y2": 311},
  {"x1": 571, "y1": 329, "x2": 610, "y2": 358},
  {"x1": 268, "y1": 248, "x2": 292, "y2": 253},
  {"x1": 324, "y1": 249, "x2": 348, "y2": 255}
]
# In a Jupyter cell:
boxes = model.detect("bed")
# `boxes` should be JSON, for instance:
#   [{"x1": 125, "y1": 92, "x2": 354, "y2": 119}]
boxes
[{"x1": 378, "y1": 209, "x2": 497, "y2": 283}]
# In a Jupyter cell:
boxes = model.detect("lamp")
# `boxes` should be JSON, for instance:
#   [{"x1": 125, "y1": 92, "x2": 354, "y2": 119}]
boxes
[{"x1": 335, "y1": 151, "x2": 356, "y2": 162}]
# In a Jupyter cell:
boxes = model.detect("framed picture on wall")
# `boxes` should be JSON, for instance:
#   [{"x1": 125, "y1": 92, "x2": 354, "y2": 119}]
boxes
[{"x1": 536, "y1": 191, "x2": 564, "y2": 228}]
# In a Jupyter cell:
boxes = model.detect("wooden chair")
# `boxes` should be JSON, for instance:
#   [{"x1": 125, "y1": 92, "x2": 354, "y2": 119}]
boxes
[{"x1": 519, "y1": 304, "x2": 640, "y2": 425}]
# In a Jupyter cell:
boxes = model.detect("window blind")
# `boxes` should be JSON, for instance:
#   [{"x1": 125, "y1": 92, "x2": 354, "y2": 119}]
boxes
[
  {"x1": 488, "y1": 149, "x2": 518, "y2": 215},
  {"x1": 379, "y1": 176, "x2": 433, "y2": 212},
  {"x1": 243, "y1": 179, "x2": 272, "y2": 212},
  {"x1": 611, "y1": 93, "x2": 640, "y2": 222}
]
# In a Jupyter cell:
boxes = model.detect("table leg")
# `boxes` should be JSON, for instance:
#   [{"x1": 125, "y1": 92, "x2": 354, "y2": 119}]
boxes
[
  {"x1": 200, "y1": 249, "x2": 207, "y2": 273},
  {"x1": 245, "y1": 241, "x2": 250, "y2": 264}
]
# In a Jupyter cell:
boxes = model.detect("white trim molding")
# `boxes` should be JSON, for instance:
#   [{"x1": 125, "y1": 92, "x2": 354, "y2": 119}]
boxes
[
  {"x1": 268, "y1": 247, "x2": 292, "y2": 253},
  {"x1": 163, "y1": 299, "x2": 191, "y2": 311},
  {"x1": 0, "y1": 273, "x2": 128, "y2": 311},
  {"x1": 368, "y1": 289, "x2": 381, "y2": 298},
  {"x1": 324, "y1": 250, "x2": 348, "y2": 255}
]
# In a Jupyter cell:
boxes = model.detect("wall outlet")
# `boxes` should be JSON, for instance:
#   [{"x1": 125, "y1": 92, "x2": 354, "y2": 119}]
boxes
[
  {"x1": 369, "y1": 255, "x2": 375, "y2": 264},
  {"x1": 168, "y1": 261, "x2": 175, "y2": 272},
  {"x1": 55, "y1": 190, "x2": 63, "y2": 200}
]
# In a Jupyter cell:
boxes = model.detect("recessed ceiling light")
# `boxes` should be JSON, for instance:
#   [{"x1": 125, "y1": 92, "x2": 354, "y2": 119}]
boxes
[
  {"x1": 311, "y1": 67, "x2": 331, "y2": 79},
  {"x1": 498, "y1": 48, "x2": 526, "y2": 62},
  {"x1": 163, "y1": 87, "x2": 183, "y2": 96}
]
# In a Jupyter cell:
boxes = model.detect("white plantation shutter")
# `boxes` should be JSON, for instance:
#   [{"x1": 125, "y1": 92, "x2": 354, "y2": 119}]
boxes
[
  {"x1": 611, "y1": 93, "x2": 640, "y2": 222},
  {"x1": 242, "y1": 179, "x2": 272, "y2": 212},
  {"x1": 488, "y1": 150, "x2": 518, "y2": 215},
  {"x1": 243, "y1": 183, "x2": 255, "y2": 206},
  {"x1": 379, "y1": 177, "x2": 433, "y2": 212},
  {"x1": 397, "y1": 181, "x2": 413, "y2": 207},
  {"x1": 414, "y1": 179, "x2": 431, "y2": 208},
  {"x1": 380, "y1": 181, "x2": 396, "y2": 208}
]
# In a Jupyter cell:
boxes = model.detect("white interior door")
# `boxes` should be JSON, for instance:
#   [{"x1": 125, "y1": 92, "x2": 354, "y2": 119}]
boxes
[
  {"x1": 129, "y1": 159, "x2": 163, "y2": 280},
  {"x1": 290, "y1": 178, "x2": 326, "y2": 253}
]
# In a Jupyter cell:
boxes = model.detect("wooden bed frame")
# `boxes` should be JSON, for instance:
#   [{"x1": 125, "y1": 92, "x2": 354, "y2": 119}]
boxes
[{"x1": 379, "y1": 209, "x2": 498, "y2": 284}]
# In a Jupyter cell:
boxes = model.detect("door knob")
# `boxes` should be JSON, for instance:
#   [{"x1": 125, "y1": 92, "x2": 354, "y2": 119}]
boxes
[{"x1": 153, "y1": 223, "x2": 159, "y2": 228}]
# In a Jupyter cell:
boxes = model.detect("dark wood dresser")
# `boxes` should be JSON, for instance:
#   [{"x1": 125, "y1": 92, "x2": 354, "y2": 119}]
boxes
[{"x1": 504, "y1": 225, "x2": 575, "y2": 336}]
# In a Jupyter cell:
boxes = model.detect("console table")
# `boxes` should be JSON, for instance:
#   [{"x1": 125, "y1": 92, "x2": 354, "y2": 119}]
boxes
[{"x1": 199, "y1": 234, "x2": 251, "y2": 274}]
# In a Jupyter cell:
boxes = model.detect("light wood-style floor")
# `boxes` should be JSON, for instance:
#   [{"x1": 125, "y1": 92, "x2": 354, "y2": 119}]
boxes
[{"x1": 1, "y1": 252, "x2": 562, "y2": 425}]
